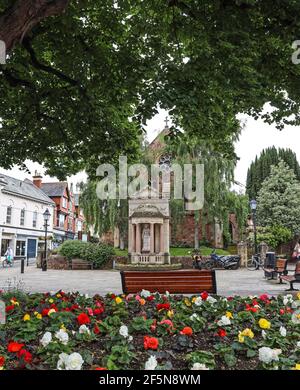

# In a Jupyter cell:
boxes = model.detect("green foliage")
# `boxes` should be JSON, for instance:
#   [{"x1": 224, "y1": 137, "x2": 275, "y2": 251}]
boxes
[
  {"x1": 58, "y1": 240, "x2": 115, "y2": 268},
  {"x1": 249, "y1": 225, "x2": 293, "y2": 250},
  {"x1": 257, "y1": 160, "x2": 300, "y2": 235},
  {"x1": 246, "y1": 147, "x2": 300, "y2": 200},
  {"x1": 186, "y1": 350, "x2": 216, "y2": 369},
  {"x1": 2, "y1": 2, "x2": 300, "y2": 177}
]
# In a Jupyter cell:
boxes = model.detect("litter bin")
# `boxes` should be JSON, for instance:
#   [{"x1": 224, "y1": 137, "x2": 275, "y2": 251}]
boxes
[{"x1": 264, "y1": 251, "x2": 276, "y2": 277}]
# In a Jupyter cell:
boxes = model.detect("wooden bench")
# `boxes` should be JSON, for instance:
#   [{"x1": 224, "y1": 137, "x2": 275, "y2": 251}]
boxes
[
  {"x1": 120, "y1": 269, "x2": 217, "y2": 294},
  {"x1": 264, "y1": 258, "x2": 288, "y2": 282},
  {"x1": 280, "y1": 262, "x2": 300, "y2": 291},
  {"x1": 71, "y1": 259, "x2": 93, "y2": 270}
]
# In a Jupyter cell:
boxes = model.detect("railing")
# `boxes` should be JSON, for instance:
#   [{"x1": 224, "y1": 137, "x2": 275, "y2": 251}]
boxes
[{"x1": 131, "y1": 254, "x2": 164, "y2": 264}]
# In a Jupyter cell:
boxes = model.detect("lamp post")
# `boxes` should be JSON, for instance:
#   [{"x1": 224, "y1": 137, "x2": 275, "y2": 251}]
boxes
[
  {"x1": 42, "y1": 208, "x2": 51, "y2": 272},
  {"x1": 250, "y1": 199, "x2": 258, "y2": 255}
]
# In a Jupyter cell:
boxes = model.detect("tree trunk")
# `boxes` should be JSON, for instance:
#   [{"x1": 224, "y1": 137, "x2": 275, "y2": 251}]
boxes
[{"x1": 0, "y1": 0, "x2": 69, "y2": 52}]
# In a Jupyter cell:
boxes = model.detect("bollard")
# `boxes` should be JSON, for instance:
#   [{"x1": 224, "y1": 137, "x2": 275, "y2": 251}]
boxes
[{"x1": 21, "y1": 257, "x2": 25, "y2": 274}]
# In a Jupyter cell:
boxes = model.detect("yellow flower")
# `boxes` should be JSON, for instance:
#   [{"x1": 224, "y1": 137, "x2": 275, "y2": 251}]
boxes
[
  {"x1": 0, "y1": 367, "x2": 3, "y2": 370},
  {"x1": 56, "y1": 293, "x2": 62, "y2": 298},
  {"x1": 242, "y1": 328, "x2": 254, "y2": 338},
  {"x1": 115, "y1": 297, "x2": 122, "y2": 304},
  {"x1": 60, "y1": 324, "x2": 67, "y2": 331},
  {"x1": 34, "y1": 311, "x2": 39, "y2": 316},
  {"x1": 258, "y1": 318, "x2": 271, "y2": 329},
  {"x1": 297, "y1": 292, "x2": 300, "y2": 300},
  {"x1": 167, "y1": 310, "x2": 174, "y2": 318},
  {"x1": 192, "y1": 297, "x2": 197, "y2": 303},
  {"x1": 48, "y1": 308, "x2": 56, "y2": 316},
  {"x1": 226, "y1": 311, "x2": 233, "y2": 319},
  {"x1": 23, "y1": 314, "x2": 30, "y2": 321},
  {"x1": 139, "y1": 299, "x2": 146, "y2": 305},
  {"x1": 293, "y1": 364, "x2": 300, "y2": 370},
  {"x1": 238, "y1": 332, "x2": 245, "y2": 343},
  {"x1": 36, "y1": 314, "x2": 42, "y2": 320},
  {"x1": 48, "y1": 298, "x2": 54, "y2": 303},
  {"x1": 10, "y1": 299, "x2": 19, "y2": 306},
  {"x1": 184, "y1": 298, "x2": 191, "y2": 307}
]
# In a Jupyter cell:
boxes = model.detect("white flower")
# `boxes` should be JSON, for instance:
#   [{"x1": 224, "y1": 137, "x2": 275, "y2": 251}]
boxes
[
  {"x1": 258, "y1": 347, "x2": 281, "y2": 364},
  {"x1": 193, "y1": 297, "x2": 203, "y2": 306},
  {"x1": 40, "y1": 332, "x2": 52, "y2": 347},
  {"x1": 145, "y1": 355, "x2": 158, "y2": 370},
  {"x1": 283, "y1": 294, "x2": 293, "y2": 306},
  {"x1": 57, "y1": 352, "x2": 84, "y2": 370},
  {"x1": 291, "y1": 300, "x2": 300, "y2": 309},
  {"x1": 296, "y1": 341, "x2": 300, "y2": 349},
  {"x1": 55, "y1": 329, "x2": 69, "y2": 345},
  {"x1": 79, "y1": 325, "x2": 90, "y2": 335},
  {"x1": 207, "y1": 296, "x2": 217, "y2": 304},
  {"x1": 217, "y1": 315, "x2": 231, "y2": 327},
  {"x1": 279, "y1": 326, "x2": 287, "y2": 337},
  {"x1": 191, "y1": 363, "x2": 209, "y2": 370},
  {"x1": 261, "y1": 330, "x2": 267, "y2": 340},
  {"x1": 140, "y1": 289, "x2": 151, "y2": 298},
  {"x1": 190, "y1": 313, "x2": 199, "y2": 321},
  {"x1": 119, "y1": 325, "x2": 129, "y2": 338},
  {"x1": 291, "y1": 310, "x2": 300, "y2": 324}
]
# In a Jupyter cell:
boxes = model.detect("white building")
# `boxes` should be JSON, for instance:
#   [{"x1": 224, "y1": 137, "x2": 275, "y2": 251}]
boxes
[{"x1": 0, "y1": 174, "x2": 55, "y2": 261}]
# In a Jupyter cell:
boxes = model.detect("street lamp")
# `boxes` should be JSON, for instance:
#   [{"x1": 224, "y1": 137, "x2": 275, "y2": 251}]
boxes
[
  {"x1": 42, "y1": 208, "x2": 51, "y2": 272},
  {"x1": 250, "y1": 199, "x2": 258, "y2": 255}
]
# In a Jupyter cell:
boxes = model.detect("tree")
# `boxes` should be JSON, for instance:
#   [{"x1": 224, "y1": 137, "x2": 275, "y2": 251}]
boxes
[
  {"x1": 257, "y1": 160, "x2": 300, "y2": 234},
  {"x1": 246, "y1": 147, "x2": 300, "y2": 200},
  {"x1": 2, "y1": 1, "x2": 300, "y2": 177}
]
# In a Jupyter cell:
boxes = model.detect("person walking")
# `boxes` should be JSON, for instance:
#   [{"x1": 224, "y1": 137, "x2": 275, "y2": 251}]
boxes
[
  {"x1": 4, "y1": 246, "x2": 14, "y2": 265},
  {"x1": 293, "y1": 240, "x2": 300, "y2": 260}
]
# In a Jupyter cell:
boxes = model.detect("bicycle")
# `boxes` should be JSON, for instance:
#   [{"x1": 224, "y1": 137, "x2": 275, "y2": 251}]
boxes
[
  {"x1": 246, "y1": 254, "x2": 264, "y2": 271},
  {"x1": 1, "y1": 256, "x2": 13, "y2": 268}
]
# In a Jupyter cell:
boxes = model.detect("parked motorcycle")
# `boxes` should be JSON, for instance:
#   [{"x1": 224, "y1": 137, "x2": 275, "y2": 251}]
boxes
[{"x1": 204, "y1": 249, "x2": 240, "y2": 270}]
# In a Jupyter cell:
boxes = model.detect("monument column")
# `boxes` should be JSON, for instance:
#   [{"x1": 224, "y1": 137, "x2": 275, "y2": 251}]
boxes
[
  {"x1": 160, "y1": 223, "x2": 164, "y2": 253},
  {"x1": 164, "y1": 219, "x2": 170, "y2": 253},
  {"x1": 128, "y1": 221, "x2": 132, "y2": 253},
  {"x1": 136, "y1": 223, "x2": 141, "y2": 253},
  {"x1": 150, "y1": 223, "x2": 154, "y2": 253}
]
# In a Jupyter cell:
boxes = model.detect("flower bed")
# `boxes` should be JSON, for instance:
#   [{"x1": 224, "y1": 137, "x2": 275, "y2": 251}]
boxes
[{"x1": 0, "y1": 290, "x2": 300, "y2": 370}]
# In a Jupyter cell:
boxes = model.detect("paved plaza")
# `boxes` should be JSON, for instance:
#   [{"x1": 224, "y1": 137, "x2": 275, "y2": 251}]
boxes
[{"x1": 0, "y1": 264, "x2": 295, "y2": 296}]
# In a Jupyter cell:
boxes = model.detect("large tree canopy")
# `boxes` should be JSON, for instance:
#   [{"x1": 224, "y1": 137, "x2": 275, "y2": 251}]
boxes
[{"x1": 1, "y1": 0, "x2": 300, "y2": 178}]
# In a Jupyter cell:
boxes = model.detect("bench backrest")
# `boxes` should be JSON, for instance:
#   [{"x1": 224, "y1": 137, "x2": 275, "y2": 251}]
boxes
[
  {"x1": 276, "y1": 258, "x2": 287, "y2": 272},
  {"x1": 120, "y1": 270, "x2": 217, "y2": 294},
  {"x1": 295, "y1": 262, "x2": 300, "y2": 280}
]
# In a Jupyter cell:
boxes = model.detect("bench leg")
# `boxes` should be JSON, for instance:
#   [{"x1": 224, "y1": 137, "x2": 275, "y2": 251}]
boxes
[{"x1": 285, "y1": 282, "x2": 299, "y2": 291}]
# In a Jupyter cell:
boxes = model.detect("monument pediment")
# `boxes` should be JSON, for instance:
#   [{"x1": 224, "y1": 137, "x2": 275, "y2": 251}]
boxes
[
  {"x1": 131, "y1": 204, "x2": 164, "y2": 219},
  {"x1": 130, "y1": 185, "x2": 160, "y2": 199}
]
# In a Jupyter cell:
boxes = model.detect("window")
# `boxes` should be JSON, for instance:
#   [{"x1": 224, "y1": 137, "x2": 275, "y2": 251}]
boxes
[
  {"x1": 20, "y1": 209, "x2": 25, "y2": 226},
  {"x1": 59, "y1": 214, "x2": 65, "y2": 228},
  {"x1": 62, "y1": 197, "x2": 67, "y2": 208},
  {"x1": 77, "y1": 220, "x2": 82, "y2": 232},
  {"x1": 33, "y1": 211, "x2": 38, "y2": 228},
  {"x1": 16, "y1": 241, "x2": 26, "y2": 257},
  {"x1": 68, "y1": 218, "x2": 73, "y2": 231},
  {"x1": 6, "y1": 206, "x2": 12, "y2": 224}
]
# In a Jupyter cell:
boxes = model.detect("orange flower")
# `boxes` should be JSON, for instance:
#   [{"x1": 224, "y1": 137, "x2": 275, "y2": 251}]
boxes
[
  {"x1": 144, "y1": 336, "x2": 159, "y2": 350},
  {"x1": 180, "y1": 327, "x2": 193, "y2": 336},
  {"x1": 7, "y1": 342, "x2": 24, "y2": 353}
]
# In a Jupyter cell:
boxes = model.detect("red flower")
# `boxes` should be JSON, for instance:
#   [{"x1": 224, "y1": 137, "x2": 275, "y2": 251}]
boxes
[
  {"x1": 70, "y1": 304, "x2": 79, "y2": 311},
  {"x1": 150, "y1": 319, "x2": 157, "y2": 332},
  {"x1": 144, "y1": 336, "x2": 159, "y2": 350},
  {"x1": 5, "y1": 305, "x2": 15, "y2": 313},
  {"x1": 18, "y1": 349, "x2": 32, "y2": 364},
  {"x1": 201, "y1": 291, "x2": 209, "y2": 300},
  {"x1": 77, "y1": 312, "x2": 91, "y2": 325},
  {"x1": 8, "y1": 342, "x2": 24, "y2": 353},
  {"x1": 146, "y1": 295, "x2": 155, "y2": 301},
  {"x1": 279, "y1": 309, "x2": 285, "y2": 315},
  {"x1": 93, "y1": 325, "x2": 100, "y2": 334},
  {"x1": 95, "y1": 367, "x2": 107, "y2": 370},
  {"x1": 41, "y1": 308, "x2": 50, "y2": 316},
  {"x1": 180, "y1": 326, "x2": 193, "y2": 336},
  {"x1": 93, "y1": 307, "x2": 104, "y2": 316},
  {"x1": 0, "y1": 356, "x2": 5, "y2": 367},
  {"x1": 245, "y1": 304, "x2": 258, "y2": 313},
  {"x1": 259, "y1": 294, "x2": 269, "y2": 301},
  {"x1": 156, "y1": 303, "x2": 170, "y2": 311},
  {"x1": 217, "y1": 328, "x2": 227, "y2": 338},
  {"x1": 111, "y1": 294, "x2": 116, "y2": 299}
]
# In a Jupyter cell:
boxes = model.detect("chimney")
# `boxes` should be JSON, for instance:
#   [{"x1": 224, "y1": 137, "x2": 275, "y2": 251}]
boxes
[{"x1": 32, "y1": 170, "x2": 43, "y2": 188}]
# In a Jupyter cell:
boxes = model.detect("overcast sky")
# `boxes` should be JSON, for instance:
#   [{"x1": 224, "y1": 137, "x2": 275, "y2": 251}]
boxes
[{"x1": 1, "y1": 108, "x2": 299, "y2": 193}]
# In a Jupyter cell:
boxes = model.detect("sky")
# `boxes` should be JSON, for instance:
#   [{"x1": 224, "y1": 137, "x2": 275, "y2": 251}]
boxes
[{"x1": 1, "y1": 108, "x2": 300, "y2": 193}]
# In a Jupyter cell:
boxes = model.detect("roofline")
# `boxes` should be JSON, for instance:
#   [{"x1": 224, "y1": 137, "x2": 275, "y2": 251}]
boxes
[{"x1": 1, "y1": 189, "x2": 55, "y2": 206}]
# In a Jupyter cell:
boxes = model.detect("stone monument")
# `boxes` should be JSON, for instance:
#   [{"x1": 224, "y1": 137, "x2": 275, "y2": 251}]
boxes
[{"x1": 128, "y1": 186, "x2": 171, "y2": 265}]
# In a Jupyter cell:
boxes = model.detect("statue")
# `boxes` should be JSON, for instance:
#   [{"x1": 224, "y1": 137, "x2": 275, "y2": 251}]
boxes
[{"x1": 142, "y1": 224, "x2": 151, "y2": 252}]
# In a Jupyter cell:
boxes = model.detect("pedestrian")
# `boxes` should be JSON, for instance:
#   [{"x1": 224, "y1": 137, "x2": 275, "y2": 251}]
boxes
[{"x1": 4, "y1": 246, "x2": 14, "y2": 265}]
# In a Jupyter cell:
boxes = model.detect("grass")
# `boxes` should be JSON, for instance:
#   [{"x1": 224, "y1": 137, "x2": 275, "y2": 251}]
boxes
[{"x1": 114, "y1": 246, "x2": 230, "y2": 257}]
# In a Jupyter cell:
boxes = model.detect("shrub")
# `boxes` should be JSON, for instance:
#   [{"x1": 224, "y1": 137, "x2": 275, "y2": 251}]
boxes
[
  {"x1": 58, "y1": 240, "x2": 115, "y2": 268},
  {"x1": 248, "y1": 225, "x2": 293, "y2": 250}
]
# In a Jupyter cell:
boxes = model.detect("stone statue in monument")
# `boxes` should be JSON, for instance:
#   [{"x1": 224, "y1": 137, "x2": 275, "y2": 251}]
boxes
[{"x1": 142, "y1": 224, "x2": 151, "y2": 252}]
